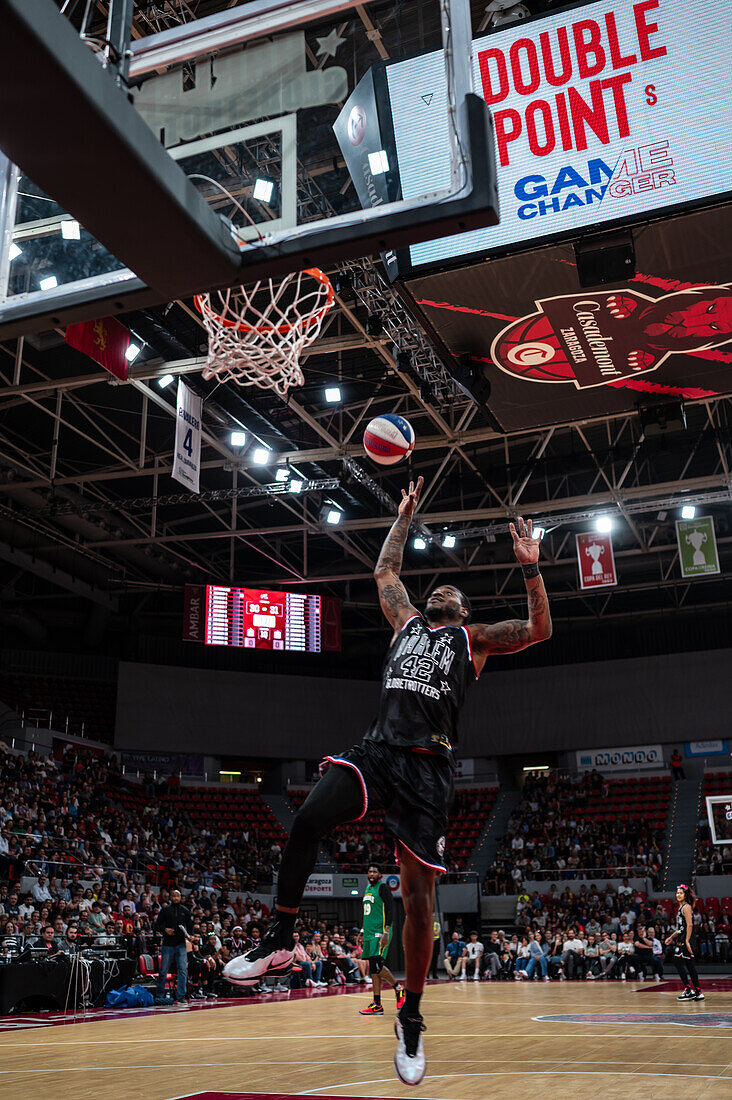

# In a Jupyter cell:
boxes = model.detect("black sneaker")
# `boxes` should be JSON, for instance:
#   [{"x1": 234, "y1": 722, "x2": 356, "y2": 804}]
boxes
[
  {"x1": 394, "y1": 1008, "x2": 426, "y2": 1086},
  {"x1": 223, "y1": 923, "x2": 294, "y2": 987},
  {"x1": 677, "y1": 988, "x2": 695, "y2": 1000},
  {"x1": 693, "y1": 990, "x2": 705, "y2": 1001}
]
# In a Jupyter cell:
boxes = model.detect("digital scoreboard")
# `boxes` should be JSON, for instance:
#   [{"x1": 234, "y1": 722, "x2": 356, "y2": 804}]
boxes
[
  {"x1": 182, "y1": 584, "x2": 340, "y2": 652},
  {"x1": 205, "y1": 586, "x2": 320, "y2": 651}
]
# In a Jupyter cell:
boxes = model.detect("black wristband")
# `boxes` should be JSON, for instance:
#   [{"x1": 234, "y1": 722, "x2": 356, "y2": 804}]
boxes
[{"x1": 522, "y1": 563, "x2": 540, "y2": 579}]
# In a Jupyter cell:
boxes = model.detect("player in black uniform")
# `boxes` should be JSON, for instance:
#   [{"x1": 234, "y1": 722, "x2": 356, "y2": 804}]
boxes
[
  {"x1": 665, "y1": 884, "x2": 704, "y2": 1001},
  {"x1": 224, "y1": 476, "x2": 552, "y2": 1084}
]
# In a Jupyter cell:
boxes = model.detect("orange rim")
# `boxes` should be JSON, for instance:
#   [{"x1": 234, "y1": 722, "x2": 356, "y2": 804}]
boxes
[{"x1": 193, "y1": 268, "x2": 334, "y2": 335}]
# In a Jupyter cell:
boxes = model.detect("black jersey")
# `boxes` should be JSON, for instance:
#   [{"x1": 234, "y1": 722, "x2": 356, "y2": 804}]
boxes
[
  {"x1": 675, "y1": 903, "x2": 694, "y2": 942},
  {"x1": 363, "y1": 614, "x2": 478, "y2": 761}
]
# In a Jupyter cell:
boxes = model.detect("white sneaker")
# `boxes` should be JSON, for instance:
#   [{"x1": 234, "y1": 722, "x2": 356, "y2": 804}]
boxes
[
  {"x1": 273, "y1": 981, "x2": 289, "y2": 993},
  {"x1": 223, "y1": 930, "x2": 294, "y2": 988},
  {"x1": 542, "y1": 976, "x2": 550, "y2": 981},
  {"x1": 305, "y1": 978, "x2": 315, "y2": 987},
  {"x1": 473, "y1": 975, "x2": 480, "y2": 981},
  {"x1": 394, "y1": 1012, "x2": 426, "y2": 1086},
  {"x1": 620, "y1": 974, "x2": 626, "y2": 980},
  {"x1": 655, "y1": 975, "x2": 661, "y2": 982},
  {"x1": 514, "y1": 972, "x2": 522, "y2": 980},
  {"x1": 459, "y1": 973, "x2": 466, "y2": 981}
]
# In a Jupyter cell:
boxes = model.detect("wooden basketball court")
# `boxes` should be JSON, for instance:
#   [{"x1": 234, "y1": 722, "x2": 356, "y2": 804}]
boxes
[{"x1": 1, "y1": 981, "x2": 730, "y2": 1099}]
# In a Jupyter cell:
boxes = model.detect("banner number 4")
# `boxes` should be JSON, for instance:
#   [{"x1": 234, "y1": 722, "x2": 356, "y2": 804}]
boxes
[{"x1": 183, "y1": 428, "x2": 193, "y2": 457}]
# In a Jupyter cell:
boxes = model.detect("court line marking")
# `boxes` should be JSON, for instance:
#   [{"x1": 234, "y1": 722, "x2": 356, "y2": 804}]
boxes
[
  {"x1": 0, "y1": 1058, "x2": 728, "y2": 1068},
  {"x1": 4, "y1": 1029, "x2": 729, "y2": 1047},
  {"x1": 297, "y1": 1070, "x2": 730, "y2": 1094}
]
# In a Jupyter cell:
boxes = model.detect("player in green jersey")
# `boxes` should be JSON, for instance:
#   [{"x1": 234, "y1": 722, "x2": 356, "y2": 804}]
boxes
[{"x1": 359, "y1": 864, "x2": 405, "y2": 1015}]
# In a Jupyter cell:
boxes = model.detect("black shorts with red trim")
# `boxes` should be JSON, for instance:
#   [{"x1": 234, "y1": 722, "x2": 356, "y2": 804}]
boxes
[{"x1": 323, "y1": 739, "x2": 453, "y2": 873}]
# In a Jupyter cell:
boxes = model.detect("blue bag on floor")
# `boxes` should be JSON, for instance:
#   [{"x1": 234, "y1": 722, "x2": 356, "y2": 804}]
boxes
[{"x1": 106, "y1": 985, "x2": 155, "y2": 1008}]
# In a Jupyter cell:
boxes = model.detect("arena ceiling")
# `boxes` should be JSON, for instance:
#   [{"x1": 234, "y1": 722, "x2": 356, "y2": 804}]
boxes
[{"x1": 0, "y1": 0, "x2": 730, "y2": 673}]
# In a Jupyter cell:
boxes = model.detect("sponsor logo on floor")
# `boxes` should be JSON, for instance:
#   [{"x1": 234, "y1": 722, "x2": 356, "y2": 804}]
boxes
[{"x1": 535, "y1": 1012, "x2": 732, "y2": 1029}]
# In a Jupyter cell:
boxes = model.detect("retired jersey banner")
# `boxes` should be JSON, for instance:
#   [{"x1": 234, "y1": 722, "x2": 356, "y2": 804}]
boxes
[
  {"x1": 676, "y1": 515, "x2": 720, "y2": 578},
  {"x1": 65, "y1": 317, "x2": 130, "y2": 379},
  {"x1": 172, "y1": 379, "x2": 202, "y2": 494},
  {"x1": 576, "y1": 531, "x2": 617, "y2": 589}
]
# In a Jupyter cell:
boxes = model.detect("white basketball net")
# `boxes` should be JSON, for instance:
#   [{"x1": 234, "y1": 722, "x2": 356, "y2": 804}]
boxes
[{"x1": 194, "y1": 268, "x2": 335, "y2": 399}]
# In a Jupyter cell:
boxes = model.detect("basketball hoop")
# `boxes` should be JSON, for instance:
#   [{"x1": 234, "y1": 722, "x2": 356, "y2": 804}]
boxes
[{"x1": 194, "y1": 268, "x2": 335, "y2": 398}]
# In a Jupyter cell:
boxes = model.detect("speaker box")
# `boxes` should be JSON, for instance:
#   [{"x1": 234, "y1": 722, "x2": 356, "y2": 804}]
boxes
[{"x1": 574, "y1": 230, "x2": 636, "y2": 287}]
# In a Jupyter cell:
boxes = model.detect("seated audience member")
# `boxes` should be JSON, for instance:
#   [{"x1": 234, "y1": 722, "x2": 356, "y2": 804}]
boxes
[
  {"x1": 597, "y1": 932, "x2": 618, "y2": 978},
  {"x1": 189, "y1": 934, "x2": 216, "y2": 999},
  {"x1": 482, "y1": 931, "x2": 502, "y2": 981},
  {"x1": 464, "y1": 931, "x2": 484, "y2": 982},
  {"x1": 648, "y1": 925, "x2": 665, "y2": 975},
  {"x1": 615, "y1": 932, "x2": 636, "y2": 979},
  {"x1": 31, "y1": 924, "x2": 61, "y2": 956},
  {"x1": 584, "y1": 934, "x2": 600, "y2": 979},
  {"x1": 291, "y1": 931, "x2": 325, "y2": 988},
  {"x1": 222, "y1": 925, "x2": 249, "y2": 961},
  {"x1": 634, "y1": 925, "x2": 663, "y2": 980},
  {"x1": 56, "y1": 923, "x2": 80, "y2": 954},
  {"x1": 548, "y1": 931, "x2": 565, "y2": 979},
  {"x1": 524, "y1": 931, "x2": 549, "y2": 981},
  {"x1": 562, "y1": 928, "x2": 585, "y2": 980},
  {"x1": 444, "y1": 931, "x2": 466, "y2": 981},
  {"x1": 513, "y1": 936, "x2": 533, "y2": 978}
]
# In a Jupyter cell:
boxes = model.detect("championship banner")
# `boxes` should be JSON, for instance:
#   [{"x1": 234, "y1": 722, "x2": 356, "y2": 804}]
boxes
[
  {"x1": 172, "y1": 379, "x2": 202, "y2": 493},
  {"x1": 65, "y1": 316, "x2": 130, "y2": 380},
  {"x1": 675, "y1": 515, "x2": 720, "y2": 578},
  {"x1": 576, "y1": 531, "x2": 617, "y2": 589}
]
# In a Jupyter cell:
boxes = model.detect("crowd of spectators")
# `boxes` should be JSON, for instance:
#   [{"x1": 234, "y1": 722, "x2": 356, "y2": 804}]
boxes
[
  {"x1": 0, "y1": 745, "x2": 394, "y2": 1003},
  {"x1": 484, "y1": 769, "x2": 665, "y2": 894},
  {"x1": 442, "y1": 881, "x2": 731, "y2": 981},
  {"x1": 695, "y1": 835, "x2": 731, "y2": 876},
  {"x1": 0, "y1": 745, "x2": 283, "y2": 899}
]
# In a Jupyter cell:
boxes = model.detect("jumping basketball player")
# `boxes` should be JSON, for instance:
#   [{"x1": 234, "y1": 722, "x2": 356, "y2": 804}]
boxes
[
  {"x1": 358, "y1": 863, "x2": 405, "y2": 1016},
  {"x1": 666, "y1": 884, "x2": 704, "y2": 1001},
  {"x1": 224, "y1": 476, "x2": 552, "y2": 1084}
]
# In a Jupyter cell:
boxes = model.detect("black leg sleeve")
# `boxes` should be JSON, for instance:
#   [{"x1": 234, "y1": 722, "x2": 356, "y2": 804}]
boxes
[
  {"x1": 674, "y1": 957, "x2": 689, "y2": 985},
  {"x1": 686, "y1": 958, "x2": 700, "y2": 986},
  {"x1": 276, "y1": 763, "x2": 366, "y2": 909}
]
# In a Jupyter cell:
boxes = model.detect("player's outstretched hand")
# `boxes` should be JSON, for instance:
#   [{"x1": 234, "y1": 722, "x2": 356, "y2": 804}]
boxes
[
  {"x1": 398, "y1": 476, "x2": 423, "y2": 518},
  {"x1": 509, "y1": 516, "x2": 539, "y2": 565}
]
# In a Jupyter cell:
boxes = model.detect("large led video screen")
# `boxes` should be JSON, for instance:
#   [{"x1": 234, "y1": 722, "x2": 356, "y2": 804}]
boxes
[{"x1": 385, "y1": 0, "x2": 731, "y2": 271}]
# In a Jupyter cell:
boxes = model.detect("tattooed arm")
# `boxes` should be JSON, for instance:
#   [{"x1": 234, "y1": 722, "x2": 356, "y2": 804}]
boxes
[
  {"x1": 373, "y1": 477, "x2": 423, "y2": 633},
  {"x1": 469, "y1": 517, "x2": 552, "y2": 667}
]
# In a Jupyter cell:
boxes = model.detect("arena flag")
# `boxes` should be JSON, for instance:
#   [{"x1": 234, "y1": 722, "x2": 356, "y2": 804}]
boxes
[
  {"x1": 65, "y1": 316, "x2": 130, "y2": 380},
  {"x1": 172, "y1": 379, "x2": 202, "y2": 493},
  {"x1": 676, "y1": 515, "x2": 720, "y2": 578},
  {"x1": 576, "y1": 531, "x2": 617, "y2": 590}
]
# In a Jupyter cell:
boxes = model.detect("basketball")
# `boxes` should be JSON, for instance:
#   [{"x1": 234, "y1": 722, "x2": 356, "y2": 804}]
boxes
[{"x1": 363, "y1": 413, "x2": 415, "y2": 465}]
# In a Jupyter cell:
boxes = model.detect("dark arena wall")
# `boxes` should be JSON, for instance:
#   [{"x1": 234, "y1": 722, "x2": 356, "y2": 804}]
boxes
[{"x1": 115, "y1": 645, "x2": 731, "y2": 758}]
